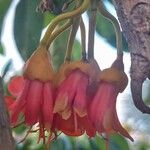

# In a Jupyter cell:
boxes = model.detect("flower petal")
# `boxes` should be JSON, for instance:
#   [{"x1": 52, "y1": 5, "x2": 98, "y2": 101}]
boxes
[
  {"x1": 73, "y1": 75, "x2": 88, "y2": 117},
  {"x1": 5, "y1": 96, "x2": 15, "y2": 109},
  {"x1": 25, "y1": 80, "x2": 43, "y2": 125},
  {"x1": 8, "y1": 76, "x2": 24, "y2": 97},
  {"x1": 54, "y1": 114, "x2": 84, "y2": 136},
  {"x1": 42, "y1": 82, "x2": 54, "y2": 129},
  {"x1": 78, "y1": 115, "x2": 96, "y2": 137},
  {"x1": 90, "y1": 82, "x2": 118, "y2": 134},
  {"x1": 11, "y1": 79, "x2": 30, "y2": 124},
  {"x1": 54, "y1": 70, "x2": 82, "y2": 114},
  {"x1": 113, "y1": 109, "x2": 134, "y2": 142}
]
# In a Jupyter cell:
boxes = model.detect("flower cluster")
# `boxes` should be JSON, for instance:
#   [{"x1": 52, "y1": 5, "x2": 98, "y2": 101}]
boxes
[
  {"x1": 6, "y1": 45, "x2": 133, "y2": 146},
  {"x1": 5, "y1": 0, "x2": 134, "y2": 148}
]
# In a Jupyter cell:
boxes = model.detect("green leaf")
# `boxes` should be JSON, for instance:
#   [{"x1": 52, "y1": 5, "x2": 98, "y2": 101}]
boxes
[
  {"x1": 51, "y1": 29, "x2": 69, "y2": 71},
  {"x1": 0, "y1": 0, "x2": 11, "y2": 36},
  {"x1": 44, "y1": 12, "x2": 56, "y2": 27},
  {"x1": 51, "y1": 137, "x2": 66, "y2": 150},
  {"x1": 51, "y1": 29, "x2": 82, "y2": 71},
  {"x1": 93, "y1": 135, "x2": 107, "y2": 150},
  {"x1": 95, "y1": 12, "x2": 128, "y2": 51},
  {"x1": 14, "y1": 0, "x2": 44, "y2": 61},
  {"x1": 13, "y1": 124, "x2": 27, "y2": 135},
  {"x1": 109, "y1": 134, "x2": 130, "y2": 150},
  {"x1": 72, "y1": 39, "x2": 82, "y2": 61},
  {"x1": 2, "y1": 59, "x2": 12, "y2": 78},
  {"x1": 0, "y1": 44, "x2": 3, "y2": 54}
]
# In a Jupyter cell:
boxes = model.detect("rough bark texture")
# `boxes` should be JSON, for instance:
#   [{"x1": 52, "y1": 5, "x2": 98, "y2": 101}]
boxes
[
  {"x1": 113, "y1": 0, "x2": 150, "y2": 113},
  {"x1": 0, "y1": 77, "x2": 15, "y2": 150}
]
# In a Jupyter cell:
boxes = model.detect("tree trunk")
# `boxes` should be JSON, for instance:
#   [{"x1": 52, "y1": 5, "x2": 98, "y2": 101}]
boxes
[
  {"x1": 0, "y1": 77, "x2": 15, "y2": 150},
  {"x1": 113, "y1": 0, "x2": 150, "y2": 114}
]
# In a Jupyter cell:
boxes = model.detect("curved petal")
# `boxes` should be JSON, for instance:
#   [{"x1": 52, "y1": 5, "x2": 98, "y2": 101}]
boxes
[
  {"x1": 11, "y1": 79, "x2": 30, "y2": 124},
  {"x1": 113, "y1": 109, "x2": 134, "y2": 142},
  {"x1": 54, "y1": 114, "x2": 84, "y2": 136},
  {"x1": 8, "y1": 76, "x2": 24, "y2": 97}
]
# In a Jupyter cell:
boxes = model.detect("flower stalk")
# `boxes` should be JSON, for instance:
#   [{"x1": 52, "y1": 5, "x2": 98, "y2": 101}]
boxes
[
  {"x1": 87, "y1": 0, "x2": 97, "y2": 59},
  {"x1": 40, "y1": 0, "x2": 90, "y2": 49},
  {"x1": 80, "y1": 17, "x2": 87, "y2": 60},
  {"x1": 65, "y1": 17, "x2": 81, "y2": 61},
  {"x1": 98, "y1": 0, "x2": 123, "y2": 56},
  {"x1": 47, "y1": 19, "x2": 73, "y2": 47}
]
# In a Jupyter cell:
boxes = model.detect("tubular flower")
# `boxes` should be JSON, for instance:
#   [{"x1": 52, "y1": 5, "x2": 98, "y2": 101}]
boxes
[
  {"x1": 53, "y1": 59, "x2": 100, "y2": 137},
  {"x1": 9, "y1": 46, "x2": 55, "y2": 142},
  {"x1": 89, "y1": 58, "x2": 134, "y2": 142}
]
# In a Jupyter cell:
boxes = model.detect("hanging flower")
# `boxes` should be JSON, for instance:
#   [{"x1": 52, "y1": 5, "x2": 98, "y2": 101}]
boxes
[
  {"x1": 89, "y1": 57, "x2": 134, "y2": 142},
  {"x1": 53, "y1": 59, "x2": 100, "y2": 137},
  {"x1": 9, "y1": 46, "x2": 55, "y2": 142}
]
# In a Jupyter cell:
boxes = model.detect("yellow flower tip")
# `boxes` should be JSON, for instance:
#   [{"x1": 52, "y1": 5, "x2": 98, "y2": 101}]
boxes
[
  {"x1": 23, "y1": 46, "x2": 54, "y2": 82},
  {"x1": 61, "y1": 108, "x2": 71, "y2": 120},
  {"x1": 53, "y1": 94, "x2": 68, "y2": 113},
  {"x1": 99, "y1": 67, "x2": 128, "y2": 92},
  {"x1": 74, "y1": 107, "x2": 87, "y2": 117}
]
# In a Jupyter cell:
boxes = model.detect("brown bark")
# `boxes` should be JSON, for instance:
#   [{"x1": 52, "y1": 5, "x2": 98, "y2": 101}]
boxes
[
  {"x1": 113, "y1": 0, "x2": 150, "y2": 113},
  {"x1": 0, "y1": 77, "x2": 15, "y2": 150}
]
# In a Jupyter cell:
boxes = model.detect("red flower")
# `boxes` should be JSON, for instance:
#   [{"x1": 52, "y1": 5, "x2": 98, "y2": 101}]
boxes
[
  {"x1": 53, "y1": 113, "x2": 84, "y2": 136},
  {"x1": 53, "y1": 60, "x2": 99, "y2": 137},
  {"x1": 5, "y1": 96, "x2": 15, "y2": 109},
  {"x1": 9, "y1": 46, "x2": 55, "y2": 142},
  {"x1": 90, "y1": 82, "x2": 133, "y2": 140},
  {"x1": 8, "y1": 76, "x2": 24, "y2": 97},
  {"x1": 53, "y1": 69, "x2": 88, "y2": 119},
  {"x1": 89, "y1": 62, "x2": 134, "y2": 142},
  {"x1": 5, "y1": 76, "x2": 24, "y2": 109}
]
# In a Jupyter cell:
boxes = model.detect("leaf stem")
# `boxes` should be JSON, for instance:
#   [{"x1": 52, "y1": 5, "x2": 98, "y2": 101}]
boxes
[
  {"x1": 40, "y1": 0, "x2": 90, "y2": 49},
  {"x1": 87, "y1": 0, "x2": 97, "y2": 60},
  {"x1": 98, "y1": 0, "x2": 123, "y2": 56}
]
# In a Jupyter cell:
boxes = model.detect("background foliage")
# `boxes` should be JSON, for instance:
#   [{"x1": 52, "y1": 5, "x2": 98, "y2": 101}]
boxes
[{"x1": 0, "y1": 0, "x2": 150, "y2": 149}]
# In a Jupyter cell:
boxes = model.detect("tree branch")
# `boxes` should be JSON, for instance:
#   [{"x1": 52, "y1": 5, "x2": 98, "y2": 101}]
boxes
[
  {"x1": 0, "y1": 77, "x2": 15, "y2": 150},
  {"x1": 113, "y1": 0, "x2": 150, "y2": 113}
]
